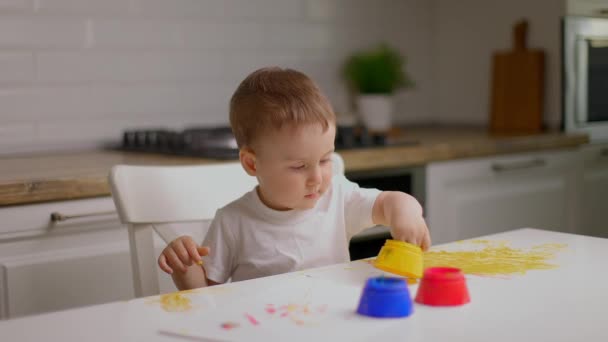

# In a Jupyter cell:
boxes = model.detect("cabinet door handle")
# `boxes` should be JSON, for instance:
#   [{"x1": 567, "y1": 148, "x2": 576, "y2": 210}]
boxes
[
  {"x1": 491, "y1": 158, "x2": 546, "y2": 172},
  {"x1": 600, "y1": 148, "x2": 608, "y2": 158},
  {"x1": 50, "y1": 210, "x2": 117, "y2": 222}
]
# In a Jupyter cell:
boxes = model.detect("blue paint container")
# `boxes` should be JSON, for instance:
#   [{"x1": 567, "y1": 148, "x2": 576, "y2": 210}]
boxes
[{"x1": 356, "y1": 276, "x2": 413, "y2": 318}]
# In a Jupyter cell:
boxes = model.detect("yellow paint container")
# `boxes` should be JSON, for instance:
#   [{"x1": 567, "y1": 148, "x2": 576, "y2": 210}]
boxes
[{"x1": 374, "y1": 239, "x2": 423, "y2": 279}]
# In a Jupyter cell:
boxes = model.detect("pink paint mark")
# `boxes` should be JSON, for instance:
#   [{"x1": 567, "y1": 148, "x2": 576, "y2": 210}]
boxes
[
  {"x1": 302, "y1": 305, "x2": 311, "y2": 314},
  {"x1": 244, "y1": 313, "x2": 260, "y2": 326},
  {"x1": 280, "y1": 312, "x2": 289, "y2": 318},
  {"x1": 317, "y1": 304, "x2": 328, "y2": 313},
  {"x1": 265, "y1": 304, "x2": 276, "y2": 314},
  {"x1": 220, "y1": 322, "x2": 239, "y2": 330}
]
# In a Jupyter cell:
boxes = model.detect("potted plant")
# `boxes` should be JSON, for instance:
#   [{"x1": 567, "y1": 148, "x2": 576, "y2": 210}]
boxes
[{"x1": 343, "y1": 44, "x2": 414, "y2": 132}]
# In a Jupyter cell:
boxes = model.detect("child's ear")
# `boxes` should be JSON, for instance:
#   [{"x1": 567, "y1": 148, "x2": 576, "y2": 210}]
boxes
[{"x1": 239, "y1": 147, "x2": 257, "y2": 176}]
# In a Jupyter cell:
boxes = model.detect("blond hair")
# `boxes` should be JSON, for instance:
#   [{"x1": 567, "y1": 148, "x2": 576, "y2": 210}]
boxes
[{"x1": 229, "y1": 67, "x2": 335, "y2": 148}]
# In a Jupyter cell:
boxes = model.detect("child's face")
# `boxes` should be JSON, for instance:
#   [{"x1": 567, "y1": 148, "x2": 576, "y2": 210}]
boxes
[{"x1": 252, "y1": 123, "x2": 336, "y2": 211}]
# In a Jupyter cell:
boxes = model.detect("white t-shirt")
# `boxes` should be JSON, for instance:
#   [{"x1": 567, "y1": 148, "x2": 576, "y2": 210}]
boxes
[{"x1": 201, "y1": 174, "x2": 381, "y2": 283}]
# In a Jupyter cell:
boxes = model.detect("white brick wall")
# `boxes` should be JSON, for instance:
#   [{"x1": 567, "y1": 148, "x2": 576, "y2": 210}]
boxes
[
  {"x1": 0, "y1": 52, "x2": 35, "y2": 83},
  {"x1": 0, "y1": 0, "x2": 31, "y2": 11},
  {"x1": 0, "y1": 0, "x2": 433, "y2": 155},
  {"x1": 433, "y1": 0, "x2": 565, "y2": 128}
]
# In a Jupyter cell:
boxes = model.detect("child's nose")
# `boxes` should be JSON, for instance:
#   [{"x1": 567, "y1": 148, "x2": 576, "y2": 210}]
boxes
[{"x1": 306, "y1": 165, "x2": 322, "y2": 186}]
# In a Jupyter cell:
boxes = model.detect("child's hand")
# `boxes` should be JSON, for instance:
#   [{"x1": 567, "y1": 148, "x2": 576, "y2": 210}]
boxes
[
  {"x1": 390, "y1": 214, "x2": 431, "y2": 251},
  {"x1": 158, "y1": 236, "x2": 210, "y2": 274},
  {"x1": 373, "y1": 191, "x2": 432, "y2": 251}
]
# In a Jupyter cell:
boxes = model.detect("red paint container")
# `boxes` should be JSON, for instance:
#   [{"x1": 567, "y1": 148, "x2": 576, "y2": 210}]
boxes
[{"x1": 415, "y1": 267, "x2": 470, "y2": 306}]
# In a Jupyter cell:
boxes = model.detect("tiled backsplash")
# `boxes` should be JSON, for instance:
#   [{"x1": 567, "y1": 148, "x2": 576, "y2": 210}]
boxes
[
  {"x1": 0, "y1": 0, "x2": 433, "y2": 154},
  {"x1": 0, "y1": 0, "x2": 564, "y2": 155}
]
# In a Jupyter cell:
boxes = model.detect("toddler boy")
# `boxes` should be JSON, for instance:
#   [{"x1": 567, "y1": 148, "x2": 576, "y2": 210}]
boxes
[{"x1": 158, "y1": 67, "x2": 430, "y2": 289}]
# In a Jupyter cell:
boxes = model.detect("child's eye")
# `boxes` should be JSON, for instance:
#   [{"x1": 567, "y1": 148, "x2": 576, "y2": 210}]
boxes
[
  {"x1": 290, "y1": 164, "x2": 305, "y2": 170},
  {"x1": 320, "y1": 159, "x2": 331, "y2": 164}
]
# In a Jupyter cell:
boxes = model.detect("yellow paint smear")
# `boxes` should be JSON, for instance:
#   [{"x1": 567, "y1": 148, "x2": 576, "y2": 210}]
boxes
[
  {"x1": 159, "y1": 292, "x2": 192, "y2": 312},
  {"x1": 146, "y1": 287, "x2": 232, "y2": 312},
  {"x1": 423, "y1": 240, "x2": 567, "y2": 277},
  {"x1": 146, "y1": 289, "x2": 199, "y2": 312}
]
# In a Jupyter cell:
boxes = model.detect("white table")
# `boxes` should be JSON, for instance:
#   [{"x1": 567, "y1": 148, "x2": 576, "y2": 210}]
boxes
[{"x1": 1, "y1": 228, "x2": 606, "y2": 342}]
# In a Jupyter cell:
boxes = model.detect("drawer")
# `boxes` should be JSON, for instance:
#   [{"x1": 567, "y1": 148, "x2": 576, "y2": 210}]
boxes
[
  {"x1": 1, "y1": 241, "x2": 133, "y2": 319},
  {"x1": 0, "y1": 197, "x2": 119, "y2": 240},
  {"x1": 567, "y1": 0, "x2": 608, "y2": 17},
  {"x1": 427, "y1": 148, "x2": 582, "y2": 180},
  {"x1": 582, "y1": 143, "x2": 608, "y2": 166}
]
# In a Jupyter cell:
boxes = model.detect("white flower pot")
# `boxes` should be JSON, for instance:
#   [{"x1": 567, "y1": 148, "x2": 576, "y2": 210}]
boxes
[{"x1": 357, "y1": 95, "x2": 393, "y2": 132}]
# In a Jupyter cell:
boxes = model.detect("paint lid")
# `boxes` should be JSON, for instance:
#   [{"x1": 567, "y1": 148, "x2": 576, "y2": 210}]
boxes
[
  {"x1": 374, "y1": 239, "x2": 423, "y2": 279},
  {"x1": 356, "y1": 276, "x2": 413, "y2": 318},
  {"x1": 415, "y1": 267, "x2": 470, "y2": 306}
]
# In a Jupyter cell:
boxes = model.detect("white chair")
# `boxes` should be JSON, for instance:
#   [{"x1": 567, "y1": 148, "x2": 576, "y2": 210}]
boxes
[
  {"x1": 332, "y1": 151, "x2": 345, "y2": 175},
  {"x1": 109, "y1": 162, "x2": 257, "y2": 297},
  {"x1": 109, "y1": 153, "x2": 345, "y2": 297}
]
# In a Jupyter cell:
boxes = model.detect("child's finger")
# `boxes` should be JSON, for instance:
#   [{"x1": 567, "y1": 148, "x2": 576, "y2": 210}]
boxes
[
  {"x1": 165, "y1": 248, "x2": 187, "y2": 273},
  {"x1": 421, "y1": 229, "x2": 431, "y2": 251},
  {"x1": 197, "y1": 246, "x2": 210, "y2": 256},
  {"x1": 158, "y1": 254, "x2": 173, "y2": 274},
  {"x1": 171, "y1": 240, "x2": 192, "y2": 266},
  {"x1": 192, "y1": 247, "x2": 210, "y2": 266},
  {"x1": 183, "y1": 238, "x2": 201, "y2": 263}
]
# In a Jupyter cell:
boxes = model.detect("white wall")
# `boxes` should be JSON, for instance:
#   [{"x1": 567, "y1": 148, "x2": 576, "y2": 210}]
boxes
[
  {"x1": 432, "y1": 0, "x2": 565, "y2": 128},
  {"x1": 0, "y1": 0, "x2": 433, "y2": 155},
  {"x1": 0, "y1": 0, "x2": 567, "y2": 155}
]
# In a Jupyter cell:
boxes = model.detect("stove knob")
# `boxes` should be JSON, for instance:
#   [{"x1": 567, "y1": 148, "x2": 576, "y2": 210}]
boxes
[
  {"x1": 157, "y1": 131, "x2": 169, "y2": 150},
  {"x1": 372, "y1": 133, "x2": 387, "y2": 146},
  {"x1": 145, "y1": 130, "x2": 158, "y2": 147},
  {"x1": 167, "y1": 132, "x2": 184, "y2": 151},
  {"x1": 135, "y1": 131, "x2": 147, "y2": 147},
  {"x1": 123, "y1": 131, "x2": 136, "y2": 148}
]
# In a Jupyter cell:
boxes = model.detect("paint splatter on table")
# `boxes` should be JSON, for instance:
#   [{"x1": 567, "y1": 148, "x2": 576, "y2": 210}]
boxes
[
  {"x1": 423, "y1": 240, "x2": 566, "y2": 277},
  {"x1": 146, "y1": 289, "x2": 199, "y2": 312},
  {"x1": 220, "y1": 303, "x2": 330, "y2": 330},
  {"x1": 362, "y1": 239, "x2": 566, "y2": 278},
  {"x1": 221, "y1": 322, "x2": 240, "y2": 330}
]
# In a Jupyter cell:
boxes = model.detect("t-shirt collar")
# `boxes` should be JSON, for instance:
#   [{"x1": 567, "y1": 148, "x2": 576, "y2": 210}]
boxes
[{"x1": 249, "y1": 186, "x2": 317, "y2": 225}]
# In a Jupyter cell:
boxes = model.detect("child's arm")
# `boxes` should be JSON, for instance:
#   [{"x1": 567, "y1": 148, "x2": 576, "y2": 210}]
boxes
[
  {"x1": 158, "y1": 236, "x2": 219, "y2": 290},
  {"x1": 371, "y1": 191, "x2": 431, "y2": 251}
]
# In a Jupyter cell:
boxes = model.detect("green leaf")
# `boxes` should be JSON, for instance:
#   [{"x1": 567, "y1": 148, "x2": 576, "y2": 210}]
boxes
[{"x1": 343, "y1": 43, "x2": 414, "y2": 94}]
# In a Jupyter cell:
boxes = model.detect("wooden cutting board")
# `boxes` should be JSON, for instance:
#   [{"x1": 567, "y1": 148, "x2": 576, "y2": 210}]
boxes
[{"x1": 490, "y1": 19, "x2": 544, "y2": 135}]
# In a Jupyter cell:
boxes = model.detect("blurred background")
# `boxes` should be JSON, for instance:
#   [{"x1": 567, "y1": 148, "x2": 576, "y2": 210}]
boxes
[{"x1": 0, "y1": 0, "x2": 565, "y2": 154}]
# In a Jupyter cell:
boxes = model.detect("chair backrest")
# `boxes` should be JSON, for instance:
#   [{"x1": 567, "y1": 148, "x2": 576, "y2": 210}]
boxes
[{"x1": 109, "y1": 153, "x2": 345, "y2": 297}]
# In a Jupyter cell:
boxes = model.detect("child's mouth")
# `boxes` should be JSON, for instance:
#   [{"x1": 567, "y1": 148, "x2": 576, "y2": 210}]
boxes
[{"x1": 305, "y1": 192, "x2": 319, "y2": 199}]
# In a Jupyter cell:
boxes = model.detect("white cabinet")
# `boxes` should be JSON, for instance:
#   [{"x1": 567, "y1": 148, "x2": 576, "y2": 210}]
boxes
[
  {"x1": 1, "y1": 239, "x2": 133, "y2": 318},
  {"x1": 0, "y1": 197, "x2": 133, "y2": 319},
  {"x1": 580, "y1": 143, "x2": 608, "y2": 238},
  {"x1": 0, "y1": 197, "x2": 193, "y2": 319},
  {"x1": 566, "y1": 0, "x2": 608, "y2": 17},
  {"x1": 426, "y1": 149, "x2": 582, "y2": 245}
]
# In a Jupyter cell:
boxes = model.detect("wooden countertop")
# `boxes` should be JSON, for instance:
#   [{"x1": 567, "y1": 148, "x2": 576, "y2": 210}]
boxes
[{"x1": 0, "y1": 127, "x2": 588, "y2": 206}]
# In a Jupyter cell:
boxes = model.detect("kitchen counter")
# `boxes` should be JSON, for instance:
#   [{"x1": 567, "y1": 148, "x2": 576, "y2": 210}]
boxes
[{"x1": 0, "y1": 127, "x2": 588, "y2": 206}]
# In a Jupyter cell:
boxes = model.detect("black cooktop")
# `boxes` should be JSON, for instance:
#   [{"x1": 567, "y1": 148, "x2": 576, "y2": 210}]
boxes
[
  {"x1": 120, "y1": 127, "x2": 239, "y2": 159},
  {"x1": 118, "y1": 126, "x2": 397, "y2": 160}
]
